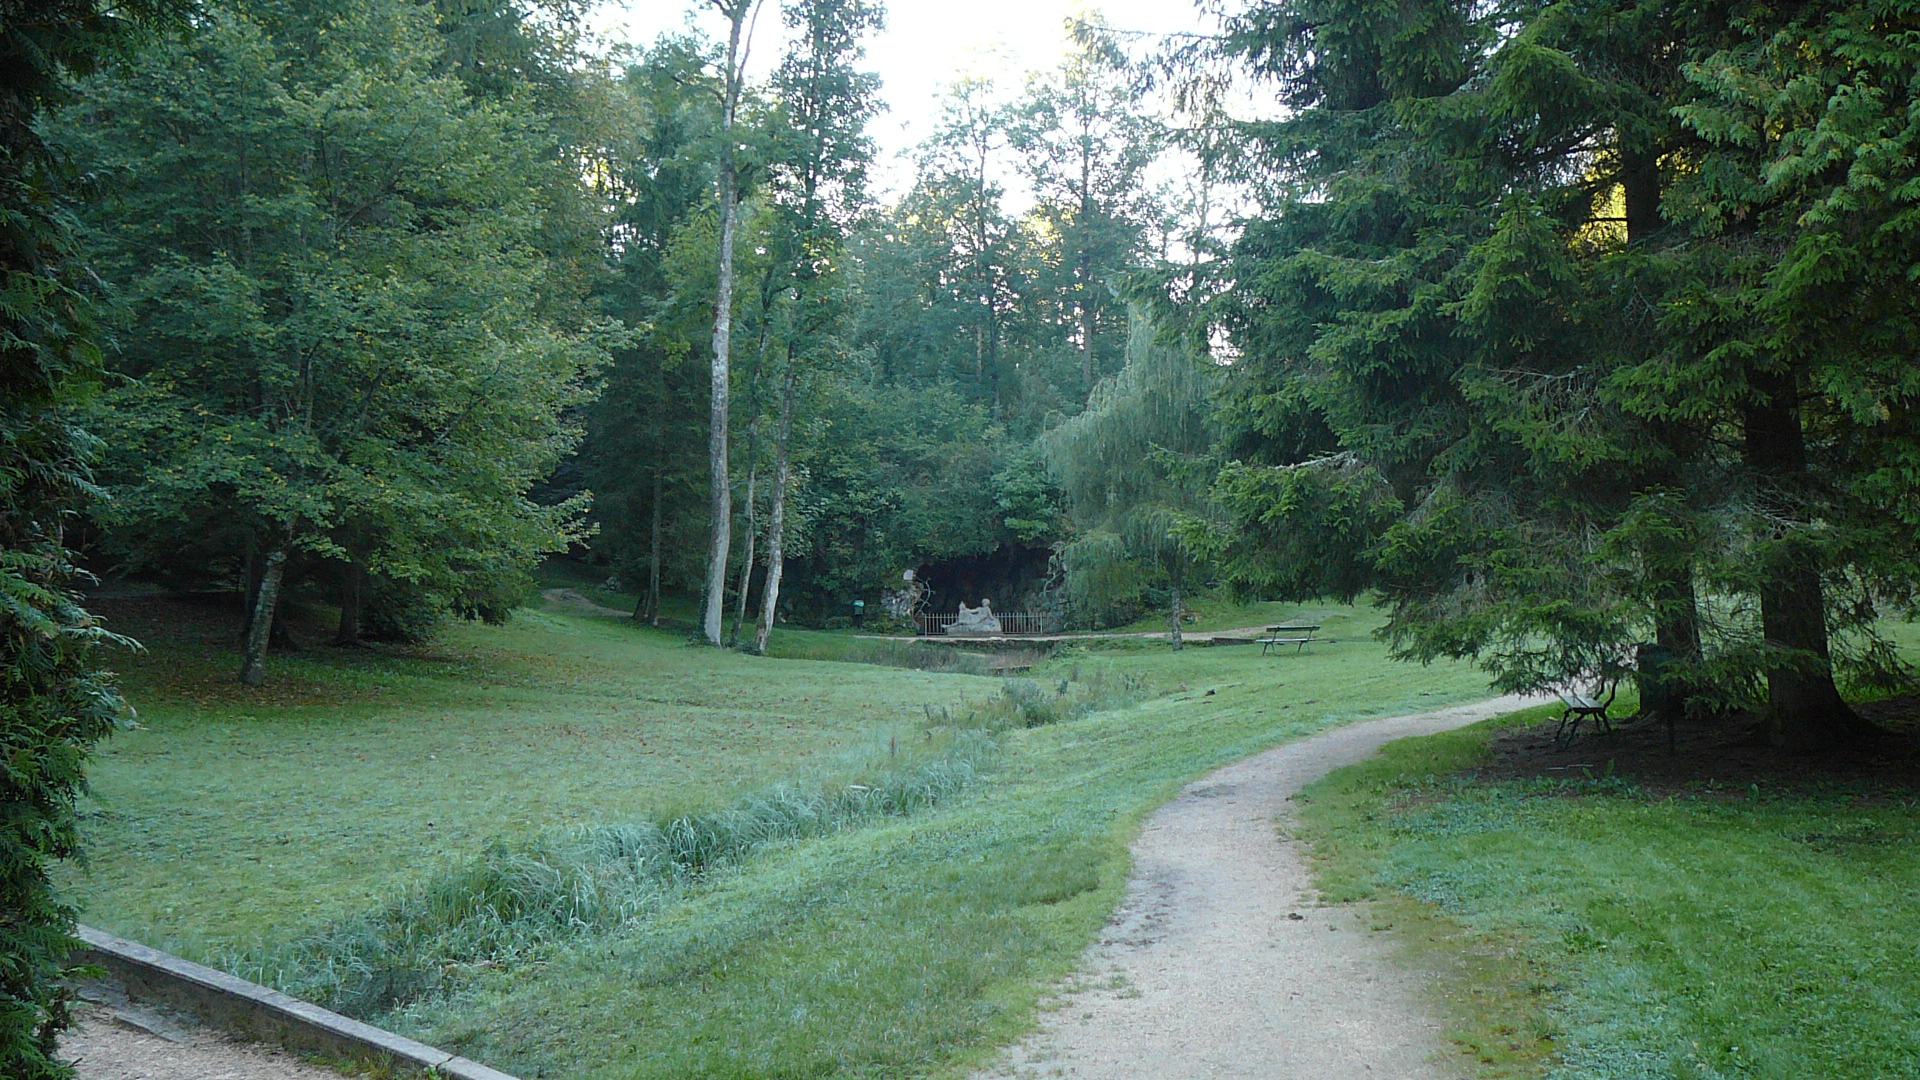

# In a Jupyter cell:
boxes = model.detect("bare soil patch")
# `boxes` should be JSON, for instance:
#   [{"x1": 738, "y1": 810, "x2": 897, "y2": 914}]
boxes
[{"x1": 1476, "y1": 694, "x2": 1920, "y2": 797}]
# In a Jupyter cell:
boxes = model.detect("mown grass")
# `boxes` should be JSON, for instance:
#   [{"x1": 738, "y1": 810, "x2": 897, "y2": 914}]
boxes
[
  {"x1": 71, "y1": 596, "x2": 1497, "y2": 1078},
  {"x1": 382, "y1": 618, "x2": 1493, "y2": 1079},
  {"x1": 238, "y1": 731, "x2": 1000, "y2": 1018},
  {"x1": 1294, "y1": 707, "x2": 1920, "y2": 1080},
  {"x1": 70, "y1": 604, "x2": 1006, "y2": 955}
]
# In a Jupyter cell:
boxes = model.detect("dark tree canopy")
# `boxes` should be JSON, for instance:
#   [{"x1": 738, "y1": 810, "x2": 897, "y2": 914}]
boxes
[
  {"x1": 1, "y1": 1, "x2": 188, "y2": 1075},
  {"x1": 1192, "y1": 0, "x2": 1920, "y2": 747}
]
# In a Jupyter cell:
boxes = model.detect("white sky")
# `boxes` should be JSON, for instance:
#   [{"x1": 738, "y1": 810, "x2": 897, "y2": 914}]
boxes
[{"x1": 591, "y1": 0, "x2": 1218, "y2": 198}]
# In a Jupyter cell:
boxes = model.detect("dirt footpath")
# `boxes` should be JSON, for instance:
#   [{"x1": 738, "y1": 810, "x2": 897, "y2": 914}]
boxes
[{"x1": 976, "y1": 695, "x2": 1542, "y2": 1080}]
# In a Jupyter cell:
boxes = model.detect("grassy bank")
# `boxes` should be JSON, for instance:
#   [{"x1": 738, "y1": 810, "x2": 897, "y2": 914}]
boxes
[
  {"x1": 1294, "y1": 708, "x2": 1920, "y2": 1080},
  {"x1": 382, "y1": 613, "x2": 1491, "y2": 1079},
  {"x1": 70, "y1": 595, "x2": 1494, "y2": 1078},
  {"x1": 70, "y1": 597, "x2": 1005, "y2": 954}
]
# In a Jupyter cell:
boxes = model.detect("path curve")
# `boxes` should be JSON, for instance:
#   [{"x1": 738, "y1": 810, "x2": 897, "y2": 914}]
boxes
[
  {"x1": 977, "y1": 694, "x2": 1543, "y2": 1080},
  {"x1": 853, "y1": 625, "x2": 1276, "y2": 645},
  {"x1": 541, "y1": 587, "x2": 631, "y2": 619}
]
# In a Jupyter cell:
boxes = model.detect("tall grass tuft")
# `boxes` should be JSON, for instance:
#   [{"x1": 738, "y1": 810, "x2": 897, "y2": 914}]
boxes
[
  {"x1": 233, "y1": 732, "x2": 996, "y2": 1018},
  {"x1": 941, "y1": 665, "x2": 1150, "y2": 730}
]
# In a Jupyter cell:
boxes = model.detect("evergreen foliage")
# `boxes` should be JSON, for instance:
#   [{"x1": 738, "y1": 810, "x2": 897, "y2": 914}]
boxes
[
  {"x1": 0, "y1": 1, "x2": 184, "y2": 1074},
  {"x1": 1191, "y1": 0, "x2": 1920, "y2": 745}
]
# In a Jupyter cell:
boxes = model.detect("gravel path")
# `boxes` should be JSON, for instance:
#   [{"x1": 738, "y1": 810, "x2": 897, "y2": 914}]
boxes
[
  {"x1": 852, "y1": 625, "x2": 1278, "y2": 645},
  {"x1": 976, "y1": 695, "x2": 1543, "y2": 1080},
  {"x1": 541, "y1": 587, "x2": 632, "y2": 618},
  {"x1": 61, "y1": 1004, "x2": 352, "y2": 1080}
]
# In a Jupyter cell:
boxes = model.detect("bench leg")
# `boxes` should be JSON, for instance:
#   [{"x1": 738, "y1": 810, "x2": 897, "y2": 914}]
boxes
[{"x1": 1554, "y1": 710, "x2": 1576, "y2": 749}]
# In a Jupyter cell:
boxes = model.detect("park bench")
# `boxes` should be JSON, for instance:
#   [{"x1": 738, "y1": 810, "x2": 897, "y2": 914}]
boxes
[
  {"x1": 1260, "y1": 624, "x2": 1321, "y2": 656},
  {"x1": 1554, "y1": 681, "x2": 1618, "y2": 748}
]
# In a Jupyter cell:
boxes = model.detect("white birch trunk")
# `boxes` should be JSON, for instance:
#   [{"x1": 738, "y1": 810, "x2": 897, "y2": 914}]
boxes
[
  {"x1": 701, "y1": 6, "x2": 751, "y2": 645},
  {"x1": 730, "y1": 463, "x2": 758, "y2": 645},
  {"x1": 754, "y1": 369, "x2": 798, "y2": 655}
]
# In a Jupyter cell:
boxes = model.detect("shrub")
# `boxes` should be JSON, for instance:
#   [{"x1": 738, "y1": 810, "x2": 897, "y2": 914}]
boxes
[{"x1": 953, "y1": 666, "x2": 1150, "y2": 730}]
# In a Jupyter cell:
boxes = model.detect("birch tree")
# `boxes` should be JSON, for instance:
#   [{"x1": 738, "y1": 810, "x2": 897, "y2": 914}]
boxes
[
  {"x1": 751, "y1": 0, "x2": 882, "y2": 653},
  {"x1": 700, "y1": 0, "x2": 766, "y2": 644}
]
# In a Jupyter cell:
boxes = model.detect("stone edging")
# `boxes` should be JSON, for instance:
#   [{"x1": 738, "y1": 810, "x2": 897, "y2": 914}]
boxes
[{"x1": 73, "y1": 925, "x2": 521, "y2": 1080}]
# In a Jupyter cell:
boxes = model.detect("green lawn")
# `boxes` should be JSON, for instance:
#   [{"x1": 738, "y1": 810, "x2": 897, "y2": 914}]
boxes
[
  {"x1": 71, "y1": 603, "x2": 1006, "y2": 954},
  {"x1": 67, "y1": 595, "x2": 1494, "y2": 1079},
  {"x1": 1294, "y1": 705, "x2": 1920, "y2": 1080},
  {"x1": 392, "y1": 615, "x2": 1494, "y2": 1079}
]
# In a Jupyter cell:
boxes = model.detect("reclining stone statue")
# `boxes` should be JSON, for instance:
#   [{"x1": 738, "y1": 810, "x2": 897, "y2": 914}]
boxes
[{"x1": 945, "y1": 598, "x2": 1002, "y2": 636}]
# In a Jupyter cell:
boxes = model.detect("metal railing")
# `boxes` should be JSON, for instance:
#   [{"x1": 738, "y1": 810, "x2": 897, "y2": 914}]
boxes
[{"x1": 914, "y1": 612, "x2": 1052, "y2": 637}]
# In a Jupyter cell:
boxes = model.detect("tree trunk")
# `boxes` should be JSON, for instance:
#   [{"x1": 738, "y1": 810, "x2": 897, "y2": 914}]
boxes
[
  {"x1": 702, "y1": 171, "x2": 737, "y2": 644},
  {"x1": 754, "y1": 369, "x2": 798, "y2": 656},
  {"x1": 1645, "y1": 559, "x2": 1701, "y2": 707},
  {"x1": 1079, "y1": 142, "x2": 1096, "y2": 400},
  {"x1": 334, "y1": 564, "x2": 364, "y2": 646},
  {"x1": 1621, "y1": 145, "x2": 1663, "y2": 246},
  {"x1": 638, "y1": 464, "x2": 663, "y2": 625},
  {"x1": 239, "y1": 548, "x2": 262, "y2": 647},
  {"x1": 1650, "y1": 565, "x2": 1700, "y2": 662},
  {"x1": 1623, "y1": 145, "x2": 1708, "y2": 721},
  {"x1": 1741, "y1": 366, "x2": 1872, "y2": 748},
  {"x1": 1079, "y1": 252, "x2": 1095, "y2": 401},
  {"x1": 239, "y1": 548, "x2": 287, "y2": 686},
  {"x1": 1167, "y1": 585, "x2": 1183, "y2": 652},
  {"x1": 701, "y1": 3, "x2": 751, "y2": 646},
  {"x1": 730, "y1": 463, "x2": 758, "y2": 646}
]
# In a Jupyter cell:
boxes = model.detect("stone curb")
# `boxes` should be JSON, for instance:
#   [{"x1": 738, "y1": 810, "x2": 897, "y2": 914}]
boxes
[{"x1": 73, "y1": 925, "x2": 521, "y2": 1080}]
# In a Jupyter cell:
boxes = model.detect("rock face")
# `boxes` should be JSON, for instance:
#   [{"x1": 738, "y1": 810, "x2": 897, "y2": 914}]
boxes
[{"x1": 945, "y1": 599, "x2": 1002, "y2": 636}]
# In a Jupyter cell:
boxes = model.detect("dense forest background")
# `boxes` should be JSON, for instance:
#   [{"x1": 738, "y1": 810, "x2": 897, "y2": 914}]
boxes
[
  {"x1": 53, "y1": 0, "x2": 1225, "y2": 657},
  {"x1": 30, "y1": 0, "x2": 1920, "y2": 737},
  {"x1": 10, "y1": 0, "x2": 1920, "y2": 1071}
]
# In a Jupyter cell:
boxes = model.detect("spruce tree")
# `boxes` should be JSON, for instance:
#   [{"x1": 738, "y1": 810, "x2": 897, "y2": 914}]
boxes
[
  {"x1": 1195, "y1": 0, "x2": 1920, "y2": 744},
  {"x1": 0, "y1": 2, "x2": 184, "y2": 1073}
]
